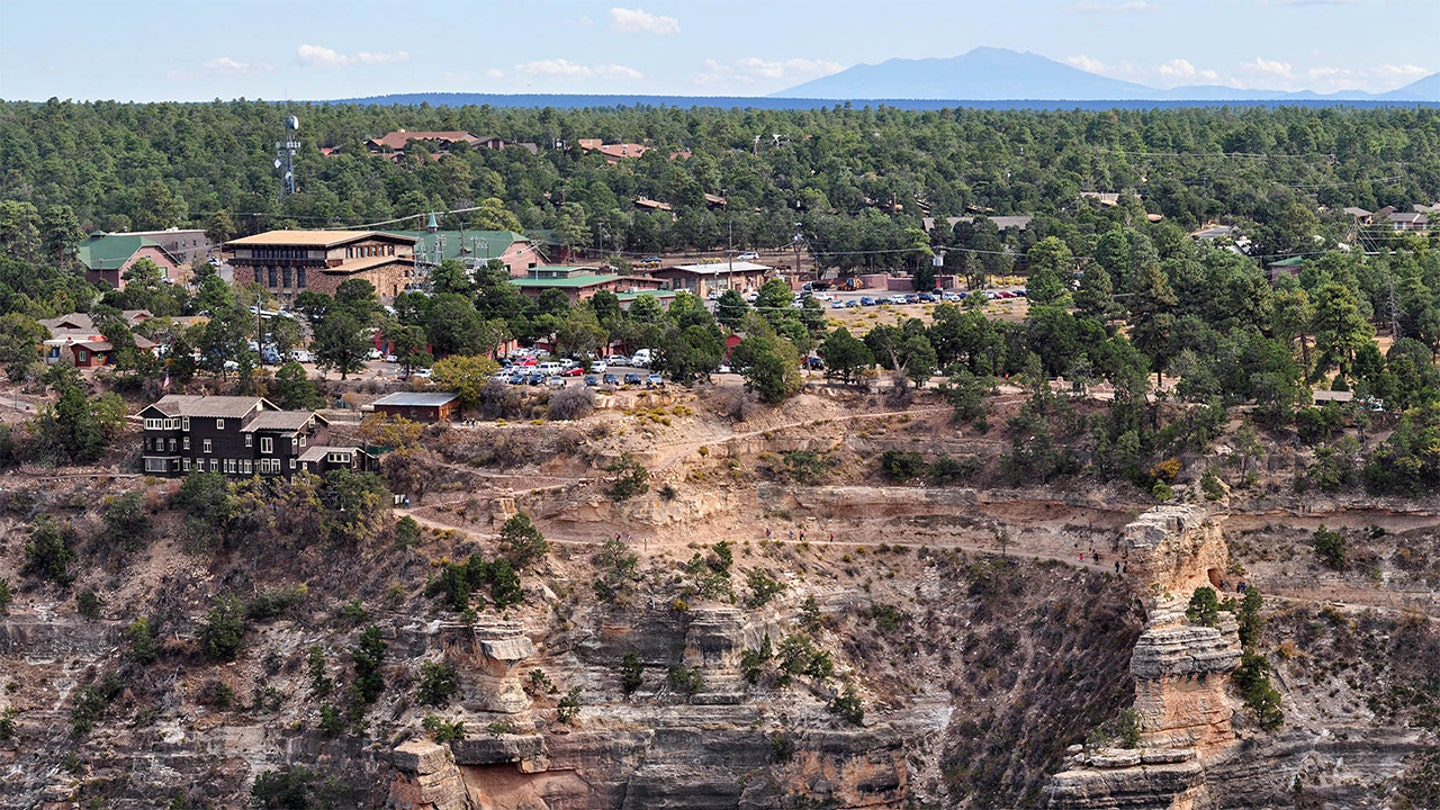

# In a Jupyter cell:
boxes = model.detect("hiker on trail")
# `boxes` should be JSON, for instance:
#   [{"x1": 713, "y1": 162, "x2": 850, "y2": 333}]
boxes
[
  {"x1": 799, "y1": 530, "x2": 805, "y2": 542},
  {"x1": 765, "y1": 528, "x2": 771, "y2": 540},
  {"x1": 788, "y1": 529, "x2": 794, "y2": 541},
  {"x1": 829, "y1": 532, "x2": 834, "y2": 542},
  {"x1": 615, "y1": 533, "x2": 621, "y2": 542},
  {"x1": 1115, "y1": 561, "x2": 1121, "y2": 574}
]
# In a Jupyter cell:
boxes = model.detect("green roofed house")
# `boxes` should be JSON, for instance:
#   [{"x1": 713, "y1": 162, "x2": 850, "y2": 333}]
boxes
[
  {"x1": 1266, "y1": 256, "x2": 1306, "y2": 284},
  {"x1": 77, "y1": 231, "x2": 188, "y2": 290},
  {"x1": 392, "y1": 229, "x2": 540, "y2": 279},
  {"x1": 510, "y1": 266, "x2": 667, "y2": 304}
]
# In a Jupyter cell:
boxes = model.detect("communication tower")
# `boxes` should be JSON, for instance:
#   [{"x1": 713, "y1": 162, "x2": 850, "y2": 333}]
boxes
[{"x1": 274, "y1": 115, "x2": 300, "y2": 198}]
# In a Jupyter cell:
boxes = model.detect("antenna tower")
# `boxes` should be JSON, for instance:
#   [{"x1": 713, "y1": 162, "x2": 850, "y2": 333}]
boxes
[{"x1": 275, "y1": 115, "x2": 300, "y2": 198}]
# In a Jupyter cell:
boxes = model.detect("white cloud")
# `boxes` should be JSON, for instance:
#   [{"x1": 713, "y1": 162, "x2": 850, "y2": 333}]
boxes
[
  {"x1": 690, "y1": 57, "x2": 844, "y2": 88},
  {"x1": 1238, "y1": 56, "x2": 1294, "y2": 78},
  {"x1": 514, "y1": 59, "x2": 644, "y2": 80},
  {"x1": 485, "y1": 68, "x2": 507, "y2": 79},
  {"x1": 1064, "y1": 54, "x2": 1109, "y2": 74},
  {"x1": 608, "y1": 7, "x2": 681, "y2": 34},
  {"x1": 297, "y1": 44, "x2": 409, "y2": 68},
  {"x1": 1158, "y1": 58, "x2": 1218, "y2": 84},
  {"x1": 202, "y1": 56, "x2": 272, "y2": 76},
  {"x1": 1067, "y1": 1, "x2": 1160, "y2": 12}
]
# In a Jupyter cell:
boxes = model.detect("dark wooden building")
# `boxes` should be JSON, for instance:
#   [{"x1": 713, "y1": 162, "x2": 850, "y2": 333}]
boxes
[
  {"x1": 370, "y1": 391, "x2": 461, "y2": 423},
  {"x1": 139, "y1": 395, "x2": 367, "y2": 478}
]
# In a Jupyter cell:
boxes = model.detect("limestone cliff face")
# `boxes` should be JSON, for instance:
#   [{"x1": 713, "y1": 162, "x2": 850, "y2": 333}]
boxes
[{"x1": 1045, "y1": 506, "x2": 1242, "y2": 810}]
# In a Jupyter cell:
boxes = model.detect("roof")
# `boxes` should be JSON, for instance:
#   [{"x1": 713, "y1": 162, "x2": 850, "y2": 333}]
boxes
[
  {"x1": 299, "y1": 445, "x2": 360, "y2": 463},
  {"x1": 393, "y1": 230, "x2": 528, "y2": 263},
  {"x1": 76, "y1": 234, "x2": 179, "y2": 271},
  {"x1": 367, "y1": 131, "x2": 480, "y2": 151},
  {"x1": 241, "y1": 411, "x2": 323, "y2": 433},
  {"x1": 316, "y1": 255, "x2": 414, "y2": 275},
  {"x1": 923, "y1": 215, "x2": 1032, "y2": 232},
  {"x1": 142, "y1": 395, "x2": 274, "y2": 419},
  {"x1": 41, "y1": 310, "x2": 154, "y2": 336},
  {"x1": 225, "y1": 230, "x2": 417, "y2": 248},
  {"x1": 372, "y1": 392, "x2": 460, "y2": 408},
  {"x1": 511, "y1": 274, "x2": 632, "y2": 289},
  {"x1": 71, "y1": 335, "x2": 156, "y2": 352},
  {"x1": 1268, "y1": 257, "x2": 1306, "y2": 268},
  {"x1": 656, "y1": 261, "x2": 770, "y2": 276},
  {"x1": 1190, "y1": 224, "x2": 1234, "y2": 239},
  {"x1": 1343, "y1": 207, "x2": 1373, "y2": 218}
]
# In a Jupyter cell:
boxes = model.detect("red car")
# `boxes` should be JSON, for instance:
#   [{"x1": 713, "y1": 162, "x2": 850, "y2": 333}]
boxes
[{"x1": 561, "y1": 367, "x2": 584, "y2": 377}]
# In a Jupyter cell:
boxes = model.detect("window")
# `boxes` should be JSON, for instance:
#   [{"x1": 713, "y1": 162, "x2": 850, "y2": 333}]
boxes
[
  {"x1": 209, "y1": 459, "x2": 218, "y2": 472},
  {"x1": 144, "y1": 458, "x2": 169, "y2": 473},
  {"x1": 168, "y1": 438, "x2": 176, "y2": 452},
  {"x1": 242, "y1": 460, "x2": 252, "y2": 474},
  {"x1": 289, "y1": 458, "x2": 296, "y2": 470},
  {"x1": 282, "y1": 268, "x2": 291, "y2": 287},
  {"x1": 203, "y1": 439, "x2": 212, "y2": 453},
  {"x1": 245, "y1": 434, "x2": 252, "y2": 447},
  {"x1": 297, "y1": 268, "x2": 306, "y2": 288},
  {"x1": 216, "y1": 419, "x2": 224, "y2": 431},
  {"x1": 182, "y1": 416, "x2": 190, "y2": 431},
  {"x1": 183, "y1": 458, "x2": 191, "y2": 471},
  {"x1": 183, "y1": 437, "x2": 190, "y2": 450},
  {"x1": 298, "y1": 435, "x2": 306, "y2": 447},
  {"x1": 261, "y1": 437, "x2": 273, "y2": 454},
  {"x1": 268, "y1": 268, "x2": 278, "y2": 287}
]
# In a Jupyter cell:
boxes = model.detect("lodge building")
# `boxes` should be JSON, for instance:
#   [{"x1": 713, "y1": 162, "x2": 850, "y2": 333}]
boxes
[
  {"x1": 139, "y1": 395, "x2": 367, "y2": 478},
  {"x1": 224, "y1": 230, "x2": 419, "y2": 303}
]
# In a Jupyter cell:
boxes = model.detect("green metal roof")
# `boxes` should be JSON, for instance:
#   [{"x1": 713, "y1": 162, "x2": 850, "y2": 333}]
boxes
[
  {"x1": 76, "y1": 234, "x2": 165, "y2": 271},
  {"x1": 391, "y1": 230, "x2": 525, "y2": 263},
  {"x1": 510, "y1": 273, "x2": 620, "y2": 288}
]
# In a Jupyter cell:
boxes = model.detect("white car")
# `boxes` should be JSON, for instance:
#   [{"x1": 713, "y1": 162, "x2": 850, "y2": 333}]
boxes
[
  {"x1": 367, "y1": 348, "x2": 383, "y2": 360},
  {"x1": 590, "y1": 361, "x2": 608, "y2": 373},
  {"x1": 290, "y1": 349, "x2": 314, "y2": 363},
  {"x1": 736, "y1": 252, "x2": 760, "y2": 261},
  {"x1": 744, "y1": 291, "x2": 759, "y2": 303}
]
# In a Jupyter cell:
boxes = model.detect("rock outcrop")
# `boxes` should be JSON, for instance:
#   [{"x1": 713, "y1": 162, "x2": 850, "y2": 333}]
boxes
[{"x1": 1044, "y1": 506, "x2": 1242, "y2": 810}]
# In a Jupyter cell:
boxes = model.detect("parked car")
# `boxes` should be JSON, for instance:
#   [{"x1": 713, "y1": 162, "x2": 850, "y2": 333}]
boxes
[
  {"x1": 647, "y1": 374, "x2": 664, "y2": 387},
  {"x1": 410, "y1": 368, "x2": 432, "y2": 379},
  {"x1": 289, "y1": 349, "x2": 314, "y2": 363},
  {"x1": 803, "y1": 356, "x2": 825, "y2": 370},
  {"x1": 527, "y1": 372, "x2": 546, "y2": 385},
  {"x1": 559, "y1": 367, "x2": 581, "y2": 377},
  {"x1": 545, "y1": 375, "x2": 565, "y2": 388},
  {"x1": 890, "y1": 295, "x2": 909, "y2": 305},
  {"x1": 603, "y1": 373, "x2": 620, "y2": 386},
  {"x1": 831, "y1": 300, "x2": 847, "y2": 309},
  {"x1": 860, "y1": 296, "x2": 877, "y2": 306},
  {"x1": 918, "y1": 293, "x2": 936, "y2": 303},
  {"x1": 623, "y1": 372, "x2": 643, "y2": 386},
  {"x1": 604, "y1": 354, "x2": 629, "y2": 366},
  {"x1": 630, "y1": 349, "x2": 653, "y2": 367},
  {"x1": 638, "y1": 256, "x2": 662, "y2": 268},
  {"x1": 589, "y1": 361, "x2": 608, "y2": 373},
  {"x1": 744, "y1": 290, "x2": 759, "y2": 303},
  {"x1": 845, "y1": 299, "x2": 860, "y2": 308},
  {"x1": 735, "y1": 251, "x2": 760, "y2": 261},
  {"x1": 366, "y1": 348, "x2": 383, "y2": 360},
  {"x1": 584, "y1": 375, "x2": 600, "y2": 387},
  {"x1": 717, "y1": 363, "x2": 732, "y2": 374}
]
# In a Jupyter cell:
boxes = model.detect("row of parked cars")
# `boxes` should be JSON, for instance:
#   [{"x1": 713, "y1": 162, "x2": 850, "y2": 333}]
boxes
[{"x1": 498, "y1": 369, "x2": 665, "y2": 388}]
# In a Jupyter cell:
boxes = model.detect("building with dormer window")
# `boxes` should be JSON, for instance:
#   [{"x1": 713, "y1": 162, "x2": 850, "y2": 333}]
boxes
[{"x1": 138, "y1": 395, "x2": 368, "y2": 478}]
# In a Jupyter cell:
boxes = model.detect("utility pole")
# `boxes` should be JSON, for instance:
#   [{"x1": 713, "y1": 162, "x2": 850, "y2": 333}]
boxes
[
  {"x1": 725, "y1": 188, "x2": 733, "y2": 294},
  {"x1": 255, "y1": 293, "x2": 264, "y2": 366},
  {"x1": 793, "y1": 223, "x2": 803, "y2": 284}
]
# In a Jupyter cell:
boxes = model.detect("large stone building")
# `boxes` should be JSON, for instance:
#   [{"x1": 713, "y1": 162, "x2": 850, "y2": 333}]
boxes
[{"x1": 224, "y1": 230, "x2": 418, "y2": 303}]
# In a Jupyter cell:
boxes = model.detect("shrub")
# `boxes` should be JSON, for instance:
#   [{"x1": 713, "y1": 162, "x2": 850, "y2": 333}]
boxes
[
  {"x1": 306, "y1": 646, "x2": 333, "y2": 697},
  {"x1": 197, "y1": 678, "x2": 235, "y2": 709},
  {"x1": 1185, "y1": 586, "x2": 1221, "y2": 628},
  {"x1": 351, "y1": 625, "x2": 388, "y2": 705},
  {"x1": 75, "y1": 589, "x2": 103, "y2": 620},
  {"x1": 126, "y1": 617, "x2": 158, "y2": 664},
  {"x1": 1200, "y1": 468, "x2": 1225, "y2": 501},
  {"x1": 556, "y1": 686, "x2": 583, "y2": 724},
  {"x1": 594, "y1": 537, "x2": 639, "y2": 602},
  {"x1": 770, "y1": 731, "x2": 794, "y2": 763},
  {"x1": 1233, "y1": 651, "x2": 1283, "y2": 731},
  {"x1": 0, "y1": 578, "x2": 11, "y2": 614},
  {"x1": 200, "y1": 596, "x2": 247, "y2": 663},
  {"x1": 23, "y1": 515, "x2": 75, "y2": 586},
  {"x1": 0, "y1": 708, "x2": 17, "y2": 741},
  {"x1": 605, "y1": 453, "x2": 650, "y2": 501},
  {"x1": 317, "y1": 703, "x2": 344, "y2": 738},
  {"x1": 71, "y1": 673, "x2": 123, "y2": 736},
  {"x1": 1313, "y1": 525, "x2": 1346, "y2": 571},
  {"x1": 829, "y1": 683, "x2": 865, "y2": 725},
  {"x1": 102, "y1": 492, "x2": 152, "y2": 556},
  {"x1": 251, "y1": 767, "x2": 316, "y2": 809},
  {"x1": 879, "y1": 449, "x2": 925, "y2": 482},
  {"x1": 621, "y1": 652, "x2": 644, "y2": 695},
  {"x1": 422, "y1": 714, "x2": 465, "y2": 743},
  {"x1": 498, "y1": 512, "x2": 549, "y2": 570},
  {"x1": 667, "y1": 666, "x2": 703, "y2": 698},
  {"x1": 245, "y1": 584, "x2": 308, "y2": 622},
  {"x1": 416, "y1": 661, "x2": 460, "y2": 706},
  {"x1": 548, "y1": 386, "x2": 595, "y2": 421},
  {"x1": 1151, "y1": 481, "x2": 1174, "y2": 502},
  {"x1": 745, "y1": 568, "x2": 786, "y2": 608}
]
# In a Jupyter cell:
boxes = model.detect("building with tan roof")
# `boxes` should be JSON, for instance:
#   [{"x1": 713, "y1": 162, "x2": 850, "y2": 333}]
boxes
[{"x1": 224, "y1": 230, "x2": 418, "y2": 303}]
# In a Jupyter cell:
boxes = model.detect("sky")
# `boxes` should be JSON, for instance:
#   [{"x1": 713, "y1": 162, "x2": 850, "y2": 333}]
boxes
[{"x1": 1, "y1": 0, "x2": 1436, "y2": 101}]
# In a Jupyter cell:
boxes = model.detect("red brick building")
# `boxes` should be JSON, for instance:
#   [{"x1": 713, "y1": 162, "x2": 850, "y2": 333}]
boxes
[{"x1": 225, "y1": 230, "x2": 418, "y2": 303}]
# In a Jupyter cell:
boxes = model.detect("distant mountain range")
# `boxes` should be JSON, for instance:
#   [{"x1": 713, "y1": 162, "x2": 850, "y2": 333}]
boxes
[{"x1": 775, "y1": 47, "x2": 1439, "y2": 102}]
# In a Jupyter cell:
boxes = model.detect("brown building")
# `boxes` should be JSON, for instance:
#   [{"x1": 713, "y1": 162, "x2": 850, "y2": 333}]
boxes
[
  {"x1": 649, "y1": 261, "x2": 771, "y2": 297},
  {"x1": 139, "y1": 395, "x2": 367, "y2": 478},
  {"x1": 225, "y1": 230, "x2": 418, "y2": 303},
  {"x1": 77, "y1": 232, "x2": 188, "y2": 289},
  {"x1": 371, "y1": 391, "x2": 461, "y2": 423}
]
